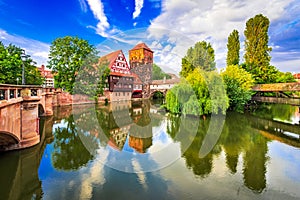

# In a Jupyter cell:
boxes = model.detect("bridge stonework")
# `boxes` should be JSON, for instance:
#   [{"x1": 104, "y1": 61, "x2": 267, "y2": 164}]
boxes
[{"x1": 0, "y1": 84, "x2": 100, "y2": 151}]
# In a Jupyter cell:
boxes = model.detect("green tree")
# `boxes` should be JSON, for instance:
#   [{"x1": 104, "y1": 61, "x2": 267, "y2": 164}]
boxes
[
  {"x1": 226, "y1": 30, "x2": 240, "y2": 66},
  {"x1": 221, "y1": 65, "x2": 255, "y2": 112},
  {"x1": 0, "y1": 42, "x2": 43, "y2": 85},
  {"x1": 166, "y1": 68, "x2": 228, "y2": 116},
  {"x1": 275, "y1": 71, "x2": 295, "y2": 83},
  {"x1": 180, "y1": 41, "x2": 216, "y2": 77},
  {"x1": 152, "y1": 63, "x2": 171, "y2": 80},
  {"x1": 74, "y1": 55, "x2": 110, "y2": 98},
  {"x1": 48, "y1": 36, "x2": 96, "y2": 93},
  {"x1": 165, "y1": 82, "x2": 194, "y2": 114},
  {"x1": 243, "y1": 14, "x2": 272, "y2": 83}
]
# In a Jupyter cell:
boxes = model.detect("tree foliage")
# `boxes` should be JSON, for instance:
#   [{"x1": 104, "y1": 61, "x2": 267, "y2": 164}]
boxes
[
  {"x1": 74, "y1": 55, "x2": 110, "y2": 98},
  {"x1": 166, "y1": 68, "x2": 228, "y2": 116},
  {"x1": 48, "y1": 36, "x2": 96, "y2": 93},
  {"x1": 243, "y1": 14, "x2": 272, "y2": 83},
  {"x1": 226, "y1": 30, "x2": 240, "y2": 66},
  {"x1": 152, "y1": 63, "x2": 171, "y2": 80},
  {"x1": 221, "y1": 65, "x2": 255, "y2": 112},
  {"x1": 180, "y1": 41, "x2": 216, "y2": 77},
  {"x1": 0, "y1": 42, "x2": 43, "y2": 85},
  {"x1": 275, "y1": 71, "x2": 295, "y2": 83}
]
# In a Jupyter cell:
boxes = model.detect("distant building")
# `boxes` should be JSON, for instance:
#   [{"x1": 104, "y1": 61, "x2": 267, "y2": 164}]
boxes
[
  {"x1": 150, "y1": 77, "x2": 181, "y2": 90},
  {"x1": 38, "y1": 65, "x2": 54, "y2": 87},
  {"x1": 294, "y1": 73, "x2": 300, "y2": 82}
]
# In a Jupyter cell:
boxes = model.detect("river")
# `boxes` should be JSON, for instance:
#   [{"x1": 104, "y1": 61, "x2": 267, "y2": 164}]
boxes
[{"x1": 0, "y1": 100, "x2": 300, "y2": 200}]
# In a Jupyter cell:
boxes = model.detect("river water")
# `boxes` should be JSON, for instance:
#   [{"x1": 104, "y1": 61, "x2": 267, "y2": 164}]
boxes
[{"x1": 0, "y1": 100, "x2": 300, "y2": 200}]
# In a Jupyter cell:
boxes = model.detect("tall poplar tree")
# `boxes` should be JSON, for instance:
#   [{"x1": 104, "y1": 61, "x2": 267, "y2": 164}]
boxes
[
  {"x1": 243, "y1": 14, "x2": 273, "y2": 83},
  {"x1": 226, "y1": 30, "x2": 240, "y2": 66}
]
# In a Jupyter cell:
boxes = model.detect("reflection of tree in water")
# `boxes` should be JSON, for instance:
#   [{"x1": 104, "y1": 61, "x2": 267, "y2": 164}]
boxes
[
  {"x1": 221, "y1": 112, "x2": 268, "y2": 193},
  {"x1": 242, "y1": 134, "x2": 268, "y2": 193},
  {"x1": 167, "y1": 111, "x2": 269, "y2": 192},
  {"x1": 252, "y1": 103, "x2": 297, "y2": 122},
  {"x1": 220, "y1": 112, "x2": 251, "y2": 174},
  {"x1": 52, "y1": 115, "x2": 95, "y2": 171},
  {"x1": 167, "y1": 115, "x2": 219, "y2": 177}
]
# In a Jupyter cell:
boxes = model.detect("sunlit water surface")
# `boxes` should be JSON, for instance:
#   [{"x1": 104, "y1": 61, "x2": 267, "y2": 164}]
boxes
[{"x1": 1, "y1": 101, "x2": 300, "y2": 200}]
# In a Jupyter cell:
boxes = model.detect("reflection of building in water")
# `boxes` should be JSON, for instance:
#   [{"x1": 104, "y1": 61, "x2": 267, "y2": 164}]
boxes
[
  {"x1": 100, "y1": 101, "x2": 132, "y2": 150},
  {"x1": 129, "y1": 101, "x2": 153, "y2": 153},
  {"x1": 129, "y1": 136, "x2": 152, "y2": 153},
  {"x1": 97, "y1": 100, "x2": 154, "y2": 152},
  {"x1": 108, "y1": 126, "x2": 130, "y2": 150}
]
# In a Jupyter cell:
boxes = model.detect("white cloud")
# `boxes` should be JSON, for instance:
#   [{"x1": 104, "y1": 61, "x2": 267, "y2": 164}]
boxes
[
  {"x1": 86, "y1": 0, "x2": 110, "y2": 37},
  {"x1": 148, "y1": 0, "x2": 297, "y2": 72},
  {"x1": 133, "y1": 0, "x2": 144, "y2": 19},
  {"x1": 0, "y1": 29, "x2": 50, "y2": 66},
  {"x1": 78, "y1": 0, "x2": 88, "y2": 13}
]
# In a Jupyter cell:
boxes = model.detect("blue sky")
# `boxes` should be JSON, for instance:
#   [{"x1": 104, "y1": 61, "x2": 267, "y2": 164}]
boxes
[{"x1": 0, "y1": 0, "x2": 299, "y2": 73}]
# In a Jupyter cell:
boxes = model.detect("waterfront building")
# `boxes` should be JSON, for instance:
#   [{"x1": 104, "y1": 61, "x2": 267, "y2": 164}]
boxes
[
  {"x1": 129, "y1": 43, "x2": 153, "y2": 98},
  {"x1": 101, "y1": 42, "x2": 153, "y2": 101},
  {"x1": 38, "y1": 65, "x2": 54, "y2": 87},
  {"x1": 100, "y1": 50, "x2": 135, "y2": 101}
]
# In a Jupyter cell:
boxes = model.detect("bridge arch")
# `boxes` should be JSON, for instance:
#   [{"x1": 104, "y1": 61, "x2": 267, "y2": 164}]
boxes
[
  {"x1": 0, "y1": 131, "x2": 20, "y2": 150},
  {"x1": 151, "y1": 90, "x2": 167, "y2": 99}
]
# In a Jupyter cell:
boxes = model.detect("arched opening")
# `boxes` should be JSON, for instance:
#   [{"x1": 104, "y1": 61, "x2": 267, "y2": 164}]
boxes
[
  {"x1": 0, "y1": 132, "x2": 19, "y2": 151},
  {"x1": 151, "y1": 91, "x2": 165, "y2": 105},
  {"x1": 132, "y1": 91, "x2": 143, "y2": 98},
  {"x1": 152, "y1": 91, "x2": 164, "y2": 99},
  {"x1": 38, "y1": 104, "x2": 45, "y2": 116}
]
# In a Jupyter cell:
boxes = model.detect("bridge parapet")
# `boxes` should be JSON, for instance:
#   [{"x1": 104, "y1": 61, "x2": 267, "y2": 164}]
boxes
[{"x1": 252, "y1": 82, "x2": 300, "y2": 92}]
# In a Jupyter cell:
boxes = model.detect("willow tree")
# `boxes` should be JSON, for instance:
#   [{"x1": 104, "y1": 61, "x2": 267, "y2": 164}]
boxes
[
  {"x1": 180, "y1": 41, "x2": 216, "y2": 77},
  {"x1": 243, "y1": 14, "x2": 272, "y2": 83},
  {"x1": 226, "y1": 30, "x2": 240, "y2": 66}
]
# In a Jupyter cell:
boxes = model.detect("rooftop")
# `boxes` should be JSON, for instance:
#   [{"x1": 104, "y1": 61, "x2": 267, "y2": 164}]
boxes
[{"x1": 130, "y1": 43, "x2": 153, "y2": 52}]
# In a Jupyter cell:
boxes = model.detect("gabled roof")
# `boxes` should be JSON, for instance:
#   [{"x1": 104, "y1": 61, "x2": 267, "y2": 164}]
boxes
[
  {"x1": 99, "y1": 50, "x2": 122, "y2": 69},
  {"x1": 130, "y1": 43, "x2": 153, "y2": 52}
]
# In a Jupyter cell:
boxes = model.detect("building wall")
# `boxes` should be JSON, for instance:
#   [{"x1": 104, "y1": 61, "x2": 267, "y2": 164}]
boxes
[
  {"x1": 109, "y1": 91, "x2": 132, "y2": 101},
  {"x1": 150, "y1": 83, "x2": 174, "y2": 90},
  {"x1": 129, "y1": 48, "x2": 153, "y2": 98}
]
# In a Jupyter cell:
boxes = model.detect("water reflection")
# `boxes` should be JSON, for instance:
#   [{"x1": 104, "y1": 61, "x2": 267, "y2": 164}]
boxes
[
  {"x1": 0, "y1": 116, "x2": 54, "y2": 200},
  {"x1": 51, "y1": 115, "x2": 95, "y2": 171},
  {"x1": 1, "y1": 102, "x2": 300, "y2": 199}
]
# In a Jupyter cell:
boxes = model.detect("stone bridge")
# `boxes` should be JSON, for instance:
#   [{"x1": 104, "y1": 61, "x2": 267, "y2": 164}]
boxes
[
  {"x1": 0, "y1": 84, "x2": 57, "y2": 151},
  {"x1": 0, "y1": 84, "x2": 93, "y2": 151},
  {"x1": 149, "y1": 78, "x2": 180, "y2": 97}
]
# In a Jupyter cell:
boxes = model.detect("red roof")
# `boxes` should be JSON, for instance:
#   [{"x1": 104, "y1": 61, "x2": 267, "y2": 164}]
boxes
[
  {"x1": 38, "y1": 65, "x2": 54, "y2": 78},
  {"x1": 130, "y1": 43, "x2": 153, "y2": 52},
  {"x1": 294, "y1": 73, "x2": 300, "y2": 79},
  {"x1": 99, "y1": 50, "x2": 122, "y2": 69}
]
